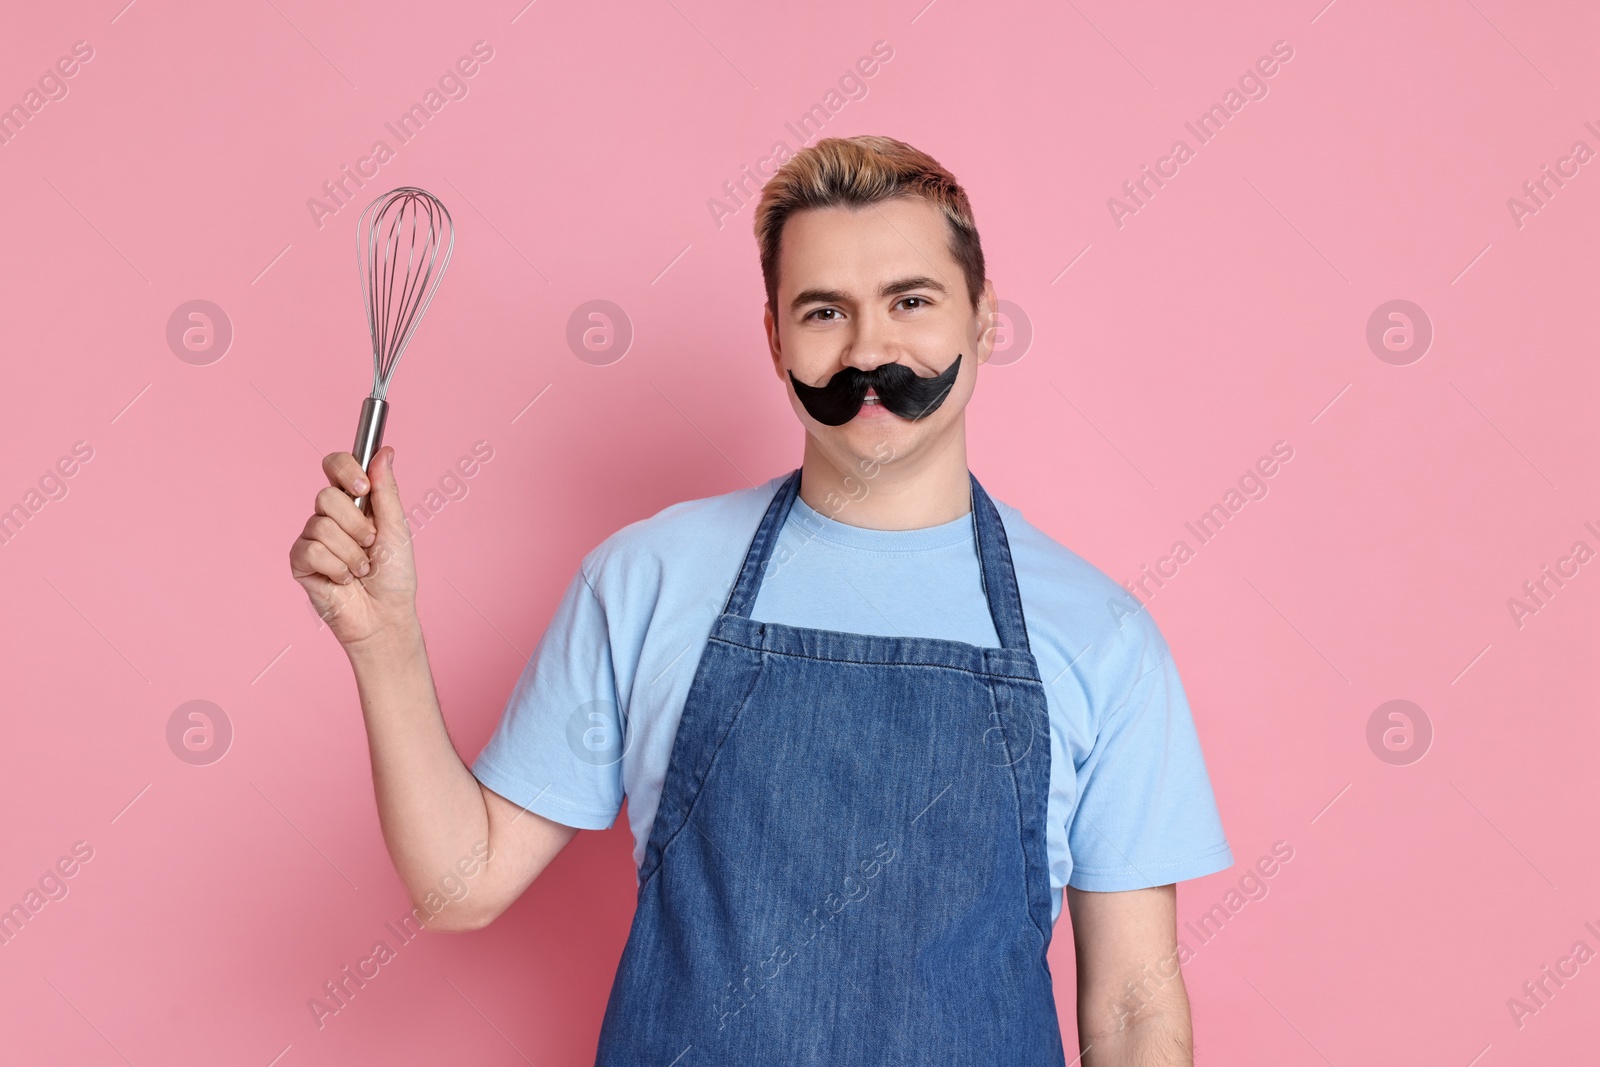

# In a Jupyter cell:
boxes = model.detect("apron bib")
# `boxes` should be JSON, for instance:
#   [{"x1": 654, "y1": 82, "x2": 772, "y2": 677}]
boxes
[{"x1": 594, "y1": 467, "x2": 1065, "y2": 1066}]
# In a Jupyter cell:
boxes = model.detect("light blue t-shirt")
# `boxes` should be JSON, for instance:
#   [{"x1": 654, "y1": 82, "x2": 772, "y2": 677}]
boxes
[{"x1": 471, "y1": 473, "x2": 1233, "y2": 927}]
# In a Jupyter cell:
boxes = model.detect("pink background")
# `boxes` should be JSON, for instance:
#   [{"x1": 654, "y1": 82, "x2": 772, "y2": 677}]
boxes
[{"x1": 2, "y1": 0, "x2": 1596, "y2": 1063}]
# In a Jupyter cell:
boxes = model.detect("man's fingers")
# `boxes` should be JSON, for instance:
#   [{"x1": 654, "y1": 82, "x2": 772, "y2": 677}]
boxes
[
  {"x1": 290, "y1": 536, "x2": 350, "y2": 585},
  {"x1": 322, "y1": 451, "x2": 372, "y2": 499},
  {"x1": 315, "y1": 485, "x2": 377, "y2": 548},
  {"x1": 293, "y1": 521, "x2": 368, "y2": 584}
]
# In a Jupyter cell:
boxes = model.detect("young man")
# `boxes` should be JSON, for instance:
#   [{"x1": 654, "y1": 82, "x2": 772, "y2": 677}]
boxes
[{"x1": 289, "y1": 135, "x2": 1232, "y2": 1065}]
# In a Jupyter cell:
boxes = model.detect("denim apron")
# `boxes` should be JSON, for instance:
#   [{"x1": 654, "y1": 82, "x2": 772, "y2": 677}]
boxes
[{"x1": 594, "y1": 467, "x2": 1065, "y2": 1066}]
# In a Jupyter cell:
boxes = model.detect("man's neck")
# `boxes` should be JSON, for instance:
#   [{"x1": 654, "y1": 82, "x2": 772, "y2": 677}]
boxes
[{"x1": 796, "y1": 425, "x2": 973, "y2": 532}]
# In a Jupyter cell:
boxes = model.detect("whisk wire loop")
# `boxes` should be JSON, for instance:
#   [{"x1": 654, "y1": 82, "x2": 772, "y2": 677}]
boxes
[{"x1": 356, "y1": 187, "x2": 454, "y2": 401}]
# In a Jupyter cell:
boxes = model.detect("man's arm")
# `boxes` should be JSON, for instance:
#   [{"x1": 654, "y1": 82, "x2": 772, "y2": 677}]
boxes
[
  {"x1": 348, "y1": 617, "x2": 584, "y2": 932},
  {"x1": 290, "y1": 448, "x2": 581, "y2": 931},
  {"x1": 1066, "y1": 884, "x2": 1193, "y2": 1067}
]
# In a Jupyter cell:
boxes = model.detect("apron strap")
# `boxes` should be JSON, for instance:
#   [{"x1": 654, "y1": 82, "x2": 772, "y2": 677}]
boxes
[
  {"x1": 968, "y1": 471, "x2": 1032, "y2": 652},
  {"x1": 721, "y1": 469, "x2": 802, "y2": 619}
]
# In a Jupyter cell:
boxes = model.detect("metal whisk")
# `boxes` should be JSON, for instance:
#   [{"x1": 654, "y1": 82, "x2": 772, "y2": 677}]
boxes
[{"x1": 349, "y1": 186, "x2": 455, "y2": 514}]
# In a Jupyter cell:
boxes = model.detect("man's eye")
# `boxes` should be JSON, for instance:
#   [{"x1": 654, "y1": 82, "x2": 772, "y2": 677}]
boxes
[
  {"x1": 898, "y1": 297, "x2": 927, "y2": 310},
  {"x1": 807, "y1": 308, "x2": 840, "y2": 321}
]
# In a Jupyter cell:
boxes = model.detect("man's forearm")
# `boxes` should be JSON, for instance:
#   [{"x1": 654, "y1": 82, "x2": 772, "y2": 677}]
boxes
[
  {"x1": 1068, "y1": 884, "x2": 1195, "y2": 1067},
  {"x1": 346, "y1": 619, "x2": 491, "y2": 924},
  {"x1": 1080, "y1": 1010, "x2": 1193, "y2": 1067}
]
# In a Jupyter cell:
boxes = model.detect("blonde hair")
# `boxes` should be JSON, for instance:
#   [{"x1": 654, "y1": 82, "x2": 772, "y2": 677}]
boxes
[{"x1": 753, "y1": 135, "x2": 986, "y2": 313}]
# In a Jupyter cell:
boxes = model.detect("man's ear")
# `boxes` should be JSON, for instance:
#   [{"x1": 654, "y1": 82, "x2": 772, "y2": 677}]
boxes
[
  {"x1": 764, "y1": 303, "x2": 785, "y2": 381},
  {"x1": 974, "y1": 279, "x2": 999, "y2": 367}
]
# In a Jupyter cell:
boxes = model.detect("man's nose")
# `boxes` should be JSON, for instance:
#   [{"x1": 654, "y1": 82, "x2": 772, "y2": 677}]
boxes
[{"x1": 839, "y1": 315, "x2": 901, "y2": 374}]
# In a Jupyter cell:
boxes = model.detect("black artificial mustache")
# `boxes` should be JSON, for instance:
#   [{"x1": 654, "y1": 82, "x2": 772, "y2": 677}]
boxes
[{"x1": 788, "y1": 353, "x2": 963, "y2": 426}]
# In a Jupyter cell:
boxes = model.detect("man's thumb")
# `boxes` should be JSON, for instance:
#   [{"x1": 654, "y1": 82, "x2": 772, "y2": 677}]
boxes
[{"x1": 368, "y1": 446, "x2": 406, "y2": 534}]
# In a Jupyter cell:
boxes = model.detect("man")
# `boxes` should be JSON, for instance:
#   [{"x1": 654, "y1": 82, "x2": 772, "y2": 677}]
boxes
[{"x1": 289, "y1": 135, "x2": 1232, "y2": 1065}]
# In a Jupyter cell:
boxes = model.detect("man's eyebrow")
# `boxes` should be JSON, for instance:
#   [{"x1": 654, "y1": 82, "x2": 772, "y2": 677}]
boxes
[
  {"x1": 789, "y1": 275, "x2": 949, "y2": 314},
  {"x1": 880, "y1": 275, "x2": 948, "y2": 298}
]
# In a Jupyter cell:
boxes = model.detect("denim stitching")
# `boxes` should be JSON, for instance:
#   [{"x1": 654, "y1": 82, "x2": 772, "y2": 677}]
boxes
[
  {"x1": 637, "y1": 654, "x2": 769, "y2": 895},
  {"x1": 706, "y1": 637, "x2": 1043, "y2": 684},
  {"x1": 988, "y1": 681, "x2": 1051, "y2": 948}
]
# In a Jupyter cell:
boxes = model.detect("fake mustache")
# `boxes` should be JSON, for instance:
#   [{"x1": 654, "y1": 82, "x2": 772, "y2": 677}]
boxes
[{"x1": 788, "y1": 353, "x2": 963, "y2": 426}]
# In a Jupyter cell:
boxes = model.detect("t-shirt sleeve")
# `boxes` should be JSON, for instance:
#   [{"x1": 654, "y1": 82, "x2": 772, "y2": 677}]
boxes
[
  {"x1": 469, "y1": 562, "x2": 626, "y2": 830},
  {"x1": 1065, "y1": 623, "x2": 1233, "y2": 891}
]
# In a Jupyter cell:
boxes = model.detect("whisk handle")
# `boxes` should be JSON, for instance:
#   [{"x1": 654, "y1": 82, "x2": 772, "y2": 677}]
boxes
[{"x1": 350, "y1": 396, "x2": 389, "y2": 515}]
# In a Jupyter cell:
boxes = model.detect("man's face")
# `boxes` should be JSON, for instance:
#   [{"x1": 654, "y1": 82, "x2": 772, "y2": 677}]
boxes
[{"x1": 764, "y1": 196, "x2": 997, "y2": 469}]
